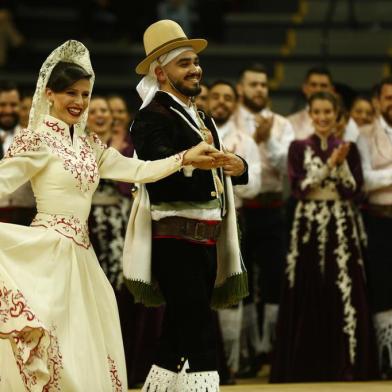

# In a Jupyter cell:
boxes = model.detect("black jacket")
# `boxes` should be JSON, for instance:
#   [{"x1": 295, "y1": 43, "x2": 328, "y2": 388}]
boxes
[{"x1": 131, "y1": 91, "x2": 248, "y2": 204}]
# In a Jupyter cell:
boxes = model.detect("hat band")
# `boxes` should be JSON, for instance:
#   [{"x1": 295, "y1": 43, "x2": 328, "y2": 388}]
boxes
[{"x1": 146, "y1": 37, "x2": 189, "y2": 57}]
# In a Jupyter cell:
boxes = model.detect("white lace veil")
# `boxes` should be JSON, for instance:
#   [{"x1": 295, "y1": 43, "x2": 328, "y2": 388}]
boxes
[{"x1": 28, "y1": 40, "x2": 95, "y2": 133}]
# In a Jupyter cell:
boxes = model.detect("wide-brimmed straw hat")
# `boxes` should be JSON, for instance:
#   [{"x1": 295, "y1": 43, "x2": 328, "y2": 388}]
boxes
[{"x1": 136, "y1": 19, "x2": 208, "y2": 75}]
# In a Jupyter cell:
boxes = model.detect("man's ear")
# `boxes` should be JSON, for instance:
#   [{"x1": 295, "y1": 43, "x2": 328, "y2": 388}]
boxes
[{"x1": 155, "y1": 66, "x2": 166, "y2": 83}]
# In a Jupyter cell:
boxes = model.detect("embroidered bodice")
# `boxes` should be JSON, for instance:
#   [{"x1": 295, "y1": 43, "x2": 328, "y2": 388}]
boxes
[
  {"x1": 0, "y1": 115, "x2": 184, "y2": 247},
  {"x1": 288, "y1": 134, "x2": 363, "y2": 201}
]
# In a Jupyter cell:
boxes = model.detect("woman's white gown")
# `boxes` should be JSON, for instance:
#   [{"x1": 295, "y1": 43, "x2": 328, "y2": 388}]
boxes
[{"x1": 0, "y1": 115, "x2": 182, "y2": 391}]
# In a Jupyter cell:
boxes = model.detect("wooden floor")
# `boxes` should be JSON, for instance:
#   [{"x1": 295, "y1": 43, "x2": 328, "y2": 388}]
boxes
[{"x1": 130, "y1": 380, "x2": 392, "y2": 391}]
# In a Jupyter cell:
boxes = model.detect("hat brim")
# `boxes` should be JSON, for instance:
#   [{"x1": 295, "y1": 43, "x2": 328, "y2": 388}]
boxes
[{"x1": 135, "y1": 38, "x2": 208, "y2": 75}]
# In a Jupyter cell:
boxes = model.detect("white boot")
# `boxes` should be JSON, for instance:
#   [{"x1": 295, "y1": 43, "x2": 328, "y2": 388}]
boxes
[
  {"x1": 142, "y1": 364, "x2": 178, "y2": 392},
  {"x1": 176, "y1": 361, "x2": 220, "y2": 391}
]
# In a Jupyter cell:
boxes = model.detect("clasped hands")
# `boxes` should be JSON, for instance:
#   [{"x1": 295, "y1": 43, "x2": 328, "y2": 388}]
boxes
[{"x1": 183, "y1": 141, "x2": 245, "y2": 176}]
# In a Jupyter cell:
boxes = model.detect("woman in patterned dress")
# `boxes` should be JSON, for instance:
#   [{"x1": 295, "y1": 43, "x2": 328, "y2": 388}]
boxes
[
  {"x1": 0, "y1": 40, "x2": 221, "y2": 392},
  {"x1": 270, "y1": 91, "x2": 378, "y2": 382}
]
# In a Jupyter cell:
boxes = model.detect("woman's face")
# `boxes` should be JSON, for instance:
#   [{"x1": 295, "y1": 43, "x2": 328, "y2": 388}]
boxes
[
  {"x1": 309, "y1": 98, "x2": 337, "y2": 136},
  {"x1": 46, "y1": 79, "x2": 90, "y2": 125},
  {"x1": 87, "y1": 98, "x2": 112, "y2": 135},
  {"x1": 350, "y1": 99, "x2": 374, "y2": 127},
  {"x1": 108, "y1": 97, "x2": 130, "y2": 129}
]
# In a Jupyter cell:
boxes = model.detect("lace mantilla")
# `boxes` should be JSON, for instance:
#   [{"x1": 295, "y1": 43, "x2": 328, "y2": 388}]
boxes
[
  {"x1": 31, "y1": 213, "x2": 90, "y2": 249},
  {"x1": 28, "y1": 40, "x2": 95, "y2": 136}
]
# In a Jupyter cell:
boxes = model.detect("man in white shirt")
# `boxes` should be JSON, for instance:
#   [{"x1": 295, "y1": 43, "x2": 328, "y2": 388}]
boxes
[
  {"x1": 0, "y1": 81, "x2": 35, "y2": 225},
  {"x1": 232, "y1": 64, "x2": 294, "y2": 374},
  {"x1": 208, "y1": 80, "x2": 261, "y2": 378},
  {"x1": 357, "y1": 76, "x2": 392, "y2": 379}
]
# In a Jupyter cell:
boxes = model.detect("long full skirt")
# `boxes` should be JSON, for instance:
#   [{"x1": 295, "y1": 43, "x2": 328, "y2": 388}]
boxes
[
  {"x1": 0, "y1": 223, "x2": 127, "y2": 391},
  {"x1": 271, "y1": 200, "x2": 378, "y2": 382}
]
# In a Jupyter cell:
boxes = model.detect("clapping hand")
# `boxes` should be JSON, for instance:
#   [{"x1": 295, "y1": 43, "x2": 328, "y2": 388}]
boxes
[
  {"x1": 253, "y1": 114, "x2": 274, "y2": 143},
  {"x1": 328, "y1": 142, "x2": 351, "y2": 168}
]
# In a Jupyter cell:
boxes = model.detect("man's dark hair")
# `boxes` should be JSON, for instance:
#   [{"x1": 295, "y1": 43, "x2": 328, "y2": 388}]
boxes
[
  {"x1": 304, "y1": 66, "x2": 333, "y2": 84},
  {"x1": 377, "y1": 76, "x2": 392, "y2": 97},
  {"x1": 47, "y1": 62, "x2": 91, "y2": 92},
  {"x1": 209, "y1": 80, "x2": 238, "y2": 99},
  {"x1": 0, "y1": 80, "x2": 19, "y2": 94},
  {"x1": 238, "y1": 63, "x2": 268, "y2": 82}
]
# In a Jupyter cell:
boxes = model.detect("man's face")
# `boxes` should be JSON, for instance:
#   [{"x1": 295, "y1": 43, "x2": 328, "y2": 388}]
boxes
[
  {"x1": 0, "y1": 89, "x2": 20, "y2": 131},
  {"x1": 208, "y1": 84, "x2": 236, "y2": 126},
  {"x1": 379, "y1": 84, "x2": 392, "y2": 126},
  {"x1": 194, "y1": 85, "x2": 209, "y2": 112},
  {"x1": 302, "y1": 74, "x2": 333, "y2": 99},
  {"x1": 162, "y1": 50, "x2": 203, "y2": 97},
  {"x1": 237, "y1": 71, "x2": 268, "y2": 113}
]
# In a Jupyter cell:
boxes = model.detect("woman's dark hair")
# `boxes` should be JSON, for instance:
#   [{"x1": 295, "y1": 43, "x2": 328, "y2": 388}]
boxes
[
  {"x1": 308, "y1": 91, "x2": 338, "y2": 111},
  {"x1": 47, "y1": 61, "x2": 92, "y2": 92}
]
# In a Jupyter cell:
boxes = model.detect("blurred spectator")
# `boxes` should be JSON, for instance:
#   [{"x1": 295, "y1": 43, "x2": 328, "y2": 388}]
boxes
[
  {"x1": 0, "y1": 0, "x2": 25, "y2": 66},
  {"x1": 157, "y1": 0, "x2": 192, "y2": 35},
  {"x1": 19, "y1": 91, "x2": 32, "y2": 129},
  {"x1": 194, "y1": 82, "x2": 209, "y2": 112},
  {"x1": 350, "y1": 96, "x2": 375, "y2": 127}
]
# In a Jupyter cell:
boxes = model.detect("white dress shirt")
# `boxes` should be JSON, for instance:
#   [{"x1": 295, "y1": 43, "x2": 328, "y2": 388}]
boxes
[{"x1": 357, "y1": 116, "x2": 392, "y2": 192}]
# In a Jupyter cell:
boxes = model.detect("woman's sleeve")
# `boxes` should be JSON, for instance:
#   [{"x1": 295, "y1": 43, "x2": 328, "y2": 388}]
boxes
[
  {"x1": 288, "y1": 141, "x2": 330, "y2": 198},
  {"x1": 88, "y1": 132, "x2": 184, "y2": 183},
  {"x1": 0, "y1": 129, "x2": 48, "y2": 200},
  {"x1": 333, "y1": 142, "x2": 363, "y2": 199}
]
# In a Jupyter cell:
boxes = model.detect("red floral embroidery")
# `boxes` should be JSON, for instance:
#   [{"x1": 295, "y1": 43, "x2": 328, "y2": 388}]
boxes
[
  {"x1": 31, "y1": 213, "x2": 90, "y2": 249},
  {"x1": 0, "y1": 283, "x2": 63, "y2": 391},
  {"x1": 4, "y1": 128, "x2": 42, "y2": 158},
  {"x1": 91, "y1": 132, "x2": 108, "y2": 150},
  {"x1": 0, "y1": 286, "x2": 35, "y2": 323},
  {"x1": 44, "y1": 120, "x2": 66, "y2": 138},
  {"x1": 107, "y1": 355, "x2": 123, "y2": 392}
]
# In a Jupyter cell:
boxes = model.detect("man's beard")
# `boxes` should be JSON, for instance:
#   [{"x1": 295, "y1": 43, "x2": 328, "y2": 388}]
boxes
[
  {"x1": 171, "y1": 78, "x2": 201, "y2": 98},
  {"x1": 242, "y1": 94, "x2": 266, "y2": 113},
  {"x1": 381, "y1": 107, "x2": 392, "y2": 126},
  {"x1": 0, "y1": 113, "x2": 19, "y2": 131},
  {"x1": 211, "y1": 108, "x2": 231, "y2": 127}
]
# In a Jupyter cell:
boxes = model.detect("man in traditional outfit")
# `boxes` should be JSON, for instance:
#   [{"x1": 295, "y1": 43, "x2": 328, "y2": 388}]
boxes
[
  {"x1": 0, "y1": 80, "x2": 35, "y2": 224},
  {"x1": 357, "y1": 76, "x2": 392, "y2": 379},
  {"x1": 123, "y1": 20, "x2": 249, "y2": 390},
  {"x1": 232, "y1": 63, "x2": 294, "y2": 375}
]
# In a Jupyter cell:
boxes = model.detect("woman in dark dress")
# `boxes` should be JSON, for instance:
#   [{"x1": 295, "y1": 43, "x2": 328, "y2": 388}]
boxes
[{"x1": 271, "y1": 91, "x2": 378, "y2": 382}]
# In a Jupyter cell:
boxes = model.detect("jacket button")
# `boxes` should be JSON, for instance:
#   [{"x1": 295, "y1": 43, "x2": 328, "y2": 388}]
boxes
[{"x1": 211, "y1": 191, "x2": 217, "y2": 197}]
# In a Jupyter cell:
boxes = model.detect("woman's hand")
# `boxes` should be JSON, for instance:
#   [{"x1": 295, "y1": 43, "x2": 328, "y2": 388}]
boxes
[
  {"x1": 328, "y1": 142, "x2": 351, "y2": 168},
  {"x1": 182, "y1": 141, "x2": 226, "y2": 170}
]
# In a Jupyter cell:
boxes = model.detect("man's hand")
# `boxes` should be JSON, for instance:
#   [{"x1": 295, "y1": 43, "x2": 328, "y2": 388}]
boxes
[
  {"x1": 253, "y1": 114, "x2": 274, "y2": 144},
  {"x1": 183, "y1": 142, "x2": 226, "y2": 170},
  {"x1": 222, "y1": 152, "x2": 245, "y2": 176}
]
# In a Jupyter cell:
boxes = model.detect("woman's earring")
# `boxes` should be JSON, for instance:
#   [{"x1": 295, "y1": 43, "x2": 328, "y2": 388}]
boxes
[{"x1": 48, "y1": 101, "x2": 53, "y2": 107}]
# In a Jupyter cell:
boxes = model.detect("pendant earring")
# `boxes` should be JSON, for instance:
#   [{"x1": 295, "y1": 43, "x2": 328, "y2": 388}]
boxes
[{"x1": 48, "y1": 101, "x2": 53, "y2": 107}]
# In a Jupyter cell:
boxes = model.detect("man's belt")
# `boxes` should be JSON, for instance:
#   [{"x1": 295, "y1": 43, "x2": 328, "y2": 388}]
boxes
[
  {"x1": 243, "y1": 192, "x2": 284, "y2": 209},
  {"x1": 152, "y1": 216, "x2": 222, "y2": 244},
  {"x1": 368, "y1": 204, "x2": 392, "y2": 219}
]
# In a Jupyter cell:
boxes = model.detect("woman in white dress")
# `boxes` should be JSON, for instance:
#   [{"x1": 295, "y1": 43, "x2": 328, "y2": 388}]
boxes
[{"x1": 0, "y1": 40, "x2": 221, "y2": 392}]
